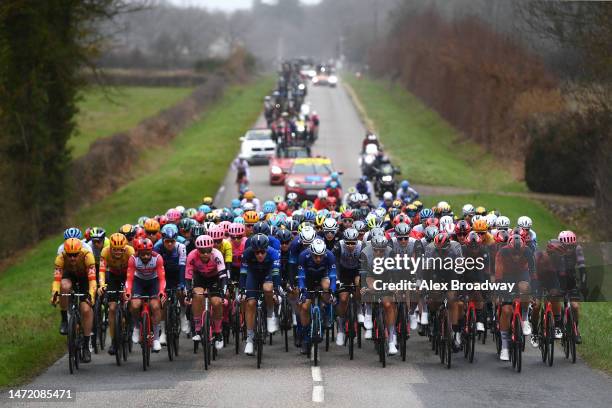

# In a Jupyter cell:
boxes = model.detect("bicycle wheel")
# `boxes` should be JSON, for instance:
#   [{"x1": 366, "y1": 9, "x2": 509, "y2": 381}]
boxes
[
  {"x1": 512, "y1": 318, "x2": 522, "y2": 373},
  {"x1": 566, "y1": 308, "x2": 576, "y2": 363},
  {"x1": 444, "y1": 311, "x2": 452, "y2": 369},
  {"x1": 233, "y1": 301, "x2": 240, "y2": 355},
  {"x1": 92, "y1": 301, "x2": 100, "y2": 354},
  {"x1": 539, "y1": 316, "x2": 548, "y2": 363},
  {"x1": 256, "y1": 307, "x2": 264, "y2": 369},
  {"x1": 312, "y1": 308, "x2": 321, "y2": 366},
  {"x1": 122, "y1": 309, "x2": 130, "y2": 361},
  {"x1": 114, "y1": 306, "x2": 123, "y2": 366},
  {"x1": 166, "y1": 306, "x2": 174, "y2": 362},
  {"x1": 126, "y1": 312, "x2": 133, "y2": 354},
  {"x1": 467, "y1": 309, "x2": 476, "y2": 363},
  {"x1": 99, "y1": 302, "x2": 108, "y2": 350},
  {"x1": 202, "y1": 311, "x2": 211, "y2": 370},
  {"x1": 141, "y1": 313, "x2": 149, "y2": 371},
  {"x1": 546, "y1": 311, "x2": 554, "y2": 367},
  {"x1": 67, "y1": 314, "x2": 77, "y2": 374},
  {"x1": 398, "y1": 304, "x2": 407, "y2": 362},
  {"x1": 347, "y1": 300, "x2": 355, "y2": 360},
  {"x1": 376, "y1": 309, "x2": 386, "y2": 368}
]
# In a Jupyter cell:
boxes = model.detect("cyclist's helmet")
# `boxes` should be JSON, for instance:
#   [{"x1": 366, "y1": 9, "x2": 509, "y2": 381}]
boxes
[
  {"x1": 198, "y1": 204, "x2": 212, "y2": 214},
  {"x1": 202, "y1": 196, "x2": 214, "y2": 206},
  {"x1": 299, "y1": 226, "x2": 316, "y2": 244},
  {"x1": 419, "y1": 208, "x2": 434, "y2": 220},
  {"x1": 370, "y1": 227, "x2": 386, "y2": 238},
  {"x1": 388, "y1": 207, "x2": 400, "y2": 220},
  {"x1": 273, "y1": 195, "x2": 284, "y2": 204},
  {"x1": 465, "y1": 231, "x2": 482, "y2": 247},
  {"x1": 394, "y1": 222, "x2": 410, "y2": 237},
  {"x1": 485, "y1": 213, "x2": 498, "y2": 229},
  {"x1": 517, "y1": 216, "x2": 533, "y2": 229},
  {"x1": 185, "y1": 208, "x2": 197, "y2": 219},
  {"x1": 166, "y1": 209, "x2": 181, "y2": 223},
  {"x1": 144, "y1": 219, "x2": 160, "y2": 234},
  {"x1": 546, "y1": 239, "x2": 565, "y2": 254},
  {"x1": 137, "y1": 216, "x2": 149, "y2": 227},
  {"x1": 343, "y1": 228, "x2": 359, "y2": 241},
  {"x1": 90, "y1": 227, "x2": 106, "y2": 241},
  {"x1": 405, "y1": 204, "x2": 418, "y2": 218},
  {"x1": 119, "y1": 224, "x2": 135, "y2": 240},
  {"x1": 472, "y1": 219, "x2": 488, "y2": 233},
  {"x1": 161, "y1": 224, "x2": 179, "y2": 240},
  {"x1": 323, "y1": 218, "x2": 338, "y2": 233},
  {"x1": 208, "y1": 225, "x2": 225, "y2": 241},
  {"x1": 371, "y1": 235, "x2": 388, "y2": 250},
  {"x1": 229, "y1": 223, "x2": 246, "y2": 237},
  {"x1": 191, "y1": 225, "x2": 206, "y2": 238},
  {"x1": 275, "y1": 228, "x2": 293, "y2": 243},
  {"x1": 64, "y1": 238, "x2": 83, "y2": 254},
  {"x1": 253, "y1": 221, "x2": 271, "y2": 236},
  {"x1": 303, "y1": 210, "x2": 316, "y2": 223},
  {"x1": 277, "y1": 201, "x2": 289, "y2": 213},
  {"x1": 558, "y1": 230, "x2": 577, "y2": 245},
  {"x1": 263, "y1": 201, "x2": 276, "y2": 214},
  {"x1": 231, "y1": 199, "x2": 241, "y2": 209},
  {"x1": 496, "y1": 216, "x2": 511, "y2": 230},
  {"x1": 233, "y1": 216, "x2": 245, "y2": 225},
  {"x1": 109, "y1": 233, "x2": 128, "y2": 249},
  {"x1": 508, "y1": 233, "x2": 525, "y2": 251},
  {"x1": 413, "y1": 200, "x2": 424, "y2": 211},
  {"x1": 251, "y1": 234, "x2": 269, "y2": 251},
  {"x1": 434, "y1": 232, "x2": 451, "y2": 250},
  {"x1": 462, "y1": 204, "x2": 475, "y2": 217},
  {"x1": 353, "y1": 220, "x2": 366, "y2": 233},
  {"x1": 134, "y1": 238, "x2": 153, "y2": 252},
  {"x1": 424, "y1": 226, "x2": 439, "y2": 242},
  {"x1": 243, "y1": 210, "x2": 260, "y2": 225},
  {"x1": 63, "y1": 227, "x2": 83, "y2": 240},
  {"x1": 179, "y1": 218, "x2": 196, "y2": 233},
  {"x1": 494, "y1": 229, "x2": 510, "y2": 244},
  {"x1": 195, "y1": 235, "x2": 214, "y2": 249},
  {"x1": 310, "y1": 239, "x2": 327, "y2": 256}
]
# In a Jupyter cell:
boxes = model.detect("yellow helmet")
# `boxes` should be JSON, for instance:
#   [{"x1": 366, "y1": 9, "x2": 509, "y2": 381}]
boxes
[
  {"x1": 144, "y1": 218, "x2": 160, "y2": 234},
  {"x1": 243, "y1": 191, "x2": 255, "y2": 200},
  {"x1": 475, "y1": 206, "x2": 487, "y2": 216},
  {"x1": 243, "y1": 210, "x2": 259, "y2": 224},
  {"x1": 202, "y1": 196, "x2": 213, "y2": 206},
  {"x1": 109, "y1": 233, "x2": 128, "y2": 249},
  {"x1": 64, "y1": 238, "x2": 82, "y2": 255},
  {"x1": 472, "y1": 219, "x2": 488, "y2": 233}
]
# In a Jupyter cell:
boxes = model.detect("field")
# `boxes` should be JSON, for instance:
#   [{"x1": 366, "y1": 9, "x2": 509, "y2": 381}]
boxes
[
  {"x1": 72, "y1": 86, "x2": 194, "y2": 158},
  {"x1": 0, "y1": 78, "x2": 273, "y2": 387}
]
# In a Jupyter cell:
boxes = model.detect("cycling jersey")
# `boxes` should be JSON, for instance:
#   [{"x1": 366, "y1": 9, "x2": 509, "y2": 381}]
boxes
[
  {"x1": 534, "y1": 251, "x2": 562, "y2": 292},
  {"x1": 494, "y1": 246, "x2": 535, "y2": 283},
  {"x1": 298, "y1": 249, "x2": 337, "y2": 292},
  {"x1": 215, "y1": 239, "x2": 233, "y2": 265},
  {"x1": 240, "y1": 246, "x2": 281, "y2": 299},
  {"x1": 153, "y1": 240, "x2": 186, "y2": 288},
  {"x1": 125, "y1": 252, "x2": 166, "y2": 297},
  {"x1": 396, "y1": 187, "x2": 419, "y2": 203},
  {"x1": 53, "y1": 249, "x2": 97, "y2": 300},
  {"x1": 333, "y1": 240, "x2": 363, "y2": 270},
  {"x1": 185, "y1": 248, "x2": 226, "y2": 280},
  {"x1": 230, "y1": 237, "x2": 247, "y2": 268}
]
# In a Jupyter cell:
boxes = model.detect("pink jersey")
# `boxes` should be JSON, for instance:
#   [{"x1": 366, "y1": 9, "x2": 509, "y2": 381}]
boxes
[
  {"x1": 186, "y1": 248, "x2": 226, "y2": 280},
  {"x1": 231, "y1": 237, "x2": 247, "y2": 267}
]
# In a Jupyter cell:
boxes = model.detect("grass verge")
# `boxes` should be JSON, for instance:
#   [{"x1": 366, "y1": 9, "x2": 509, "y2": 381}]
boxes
[
  {"x1": 344, "y1": 75, "x2": 526, "y2": 192},
  {"x1": 580, "y1": 302, "x2": 612, "y2": 374},
  {"x1": 72, "y1": 86, "x2": 193, "y2": 158},
  {"x1": 0, "y1": 77, "x2": 273, "y2": 387}
]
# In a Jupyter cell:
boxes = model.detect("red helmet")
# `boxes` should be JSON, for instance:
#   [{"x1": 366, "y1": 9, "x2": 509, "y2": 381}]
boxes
[
  {"x1": 134, "y1": 238, "x2": 153, "y2": 252},
  {"x1": 195, "y1": 235, "x2": 214, "y2": 249},
  {"x1": 434, "y1": 232, "x2": 451, "y2": 250},
  {"x1": 194, "y1": 211, "x2": 205, "y2": 224},
  {"x1": 341, "y1": 210, "x2": 354, "y2": 220},
  {"x1": 494, "y1": 229, "x2": 510, "y2": 244},
  {"x1": 546, "y1": 239, "x2": 565, "y2": 254},
  {"x1": 208, "y1": 225, "x2": 225, "y2": 240},
  {"x1": 277, "y1": 202, "x2": 289, "y2": 213},
  {"x1": 158, "y1": 215, "x2": 169, "y2": 226},
  {"x1": 229, "y1": 223, "x2": 246, "y2": 237},
  {"x1": 393, "y1": 213, "x2": 411, "y2": 226},
  {"x1": 134, "y1": 226, "x2": 146, "y2": 240},
  {"x1": 455, "y1": 220, "x2": 471, "y2": 236},
  {"x1": 426, "y1": 218, "x2": 439, "y2": 228},
  {"x1": 508, "y1": 233, "x2": 526, "y2": 251},
  {"x1": 465, "y1": 231, "x2": 482, "y2": 247}
]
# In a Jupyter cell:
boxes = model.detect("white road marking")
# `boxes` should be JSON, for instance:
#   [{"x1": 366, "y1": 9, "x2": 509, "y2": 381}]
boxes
[
  {"x1": 311, "y1": 361, "x2": 324, "y2": 402},
  {"x1": 311, "y1": 366, "x2": 322, "y2": 382},
  {"x1": 312, "y1": 385, "x2": 325, "y2": 403}
]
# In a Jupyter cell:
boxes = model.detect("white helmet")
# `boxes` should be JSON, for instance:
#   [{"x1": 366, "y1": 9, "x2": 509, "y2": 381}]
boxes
[
  {"x1": 359, "y1": 193, "x2": 369, "y2": 202},
  {"x1": 472, "y1": 214, "x2": 484, "y2": 223},
  {"x1": 375, "y1": 207, "x2": 387, "y2": 218},
  {"x1": 496, "y1": 216, "x2": 510, "y2": 229},
  {"x1": 317, "y1": 190, "x2": 328, "y2": 199},
  {"x1": 175, "y1": 205, "x2": 185, "y2": 214},
  {"x1": 517, "y1": 216, "x2": 532, "y2": 229},
  {"x1": 439, "y1": 215, "x2": 454, "y2": 229},
  {"x1": 242, "y1": 202, "x2": 255, "y2": 211},
  {"x1": 323, "y1": 217, "x2": 338, "y2": 232},
  {"x1": 485, "y1": 214, "x2": 498, "y2": 229},
  {"x1": 310, "y1": 238, "x2": 327, "y2": 256},
  {"x1": 383, "y1": 191, "x2": 393, "y2": 201},
  {"x1": 442, "y1": 222, "x2": 455, "y2": 234},
  {"x1": 462, "y1": 204, "x2": 475, "y2": 217},
  {"x1": 437, "y1": 201, "x2": 449, "y2": 209},
  {"x1": 299, "y1": 226, "x2": 316, "y2": 244}
]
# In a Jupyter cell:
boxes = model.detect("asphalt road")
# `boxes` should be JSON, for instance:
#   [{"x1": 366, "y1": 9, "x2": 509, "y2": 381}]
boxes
[{"x1": 4, "y1": 83, "x2": 611, "y2": 408}]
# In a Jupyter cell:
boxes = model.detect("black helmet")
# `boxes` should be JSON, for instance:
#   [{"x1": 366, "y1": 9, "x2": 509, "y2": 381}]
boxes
[
  {"x1": 251, "y1": 234, "x2": 270, "y2": 251},
  {"x1": 275, "y1": 228, "x2": 293, "y2": 243},
  {"x1": 253, "y1": 221, "x2": 271, "y2": 236}
]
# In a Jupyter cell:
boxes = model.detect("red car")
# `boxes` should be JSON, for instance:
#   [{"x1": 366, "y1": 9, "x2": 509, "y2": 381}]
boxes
[
  {"x1": 284, "y1": 157, "x2": 337, "y2": 200},
  {"x1": 269, "y1": 146, "x2": 312, "y2": 185}
]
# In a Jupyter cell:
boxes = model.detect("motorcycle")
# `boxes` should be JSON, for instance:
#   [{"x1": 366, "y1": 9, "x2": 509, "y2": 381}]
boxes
[{"x1": 373, "y1": 163, "x2": 401, "y2": 199}]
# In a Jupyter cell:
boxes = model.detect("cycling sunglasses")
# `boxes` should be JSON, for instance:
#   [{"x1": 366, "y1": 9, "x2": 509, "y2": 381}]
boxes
[
  {"x1": 397, "y1": 236, "x2": 410, "y2": 241},
  {"x1": 345, "y1": 241, "x2": 357, "y2": 246},
  {"x1": 254, "y1": 250, "x2": 267, "y2": 255},
  {"x1": 198, "y1": 248, "x2": 212, "y2": 254},
  {"x1": 67, "y1": 253, "x2": 79, "y2": 258}
]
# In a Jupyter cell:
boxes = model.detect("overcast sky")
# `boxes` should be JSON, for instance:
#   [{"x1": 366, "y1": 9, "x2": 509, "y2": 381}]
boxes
[{"x1": 167, "y1": 0, "x2": 321, "y2": 12}]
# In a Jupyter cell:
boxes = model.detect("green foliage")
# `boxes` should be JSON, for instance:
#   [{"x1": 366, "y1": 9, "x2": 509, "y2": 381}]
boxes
[
  {"x1": 580, "y1": 302, "x2": 612, "y2": 374},
  {"x1": 0, "y1": 78, "x2": 272, "y2": 386},
  {"x1": 345, "y1": 76, "x2": 525, "y2": 192},
  {"x1": 72, "y1": 86, "x2": 193, "y2": 158}
]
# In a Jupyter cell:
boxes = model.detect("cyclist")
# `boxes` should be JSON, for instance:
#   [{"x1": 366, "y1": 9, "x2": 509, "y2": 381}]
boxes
[
  {"x1": 228, "y1": 223, "x2": 247, "y2": 283},
  {"x1": 241, "y1": 191, "x2": 262, "y2": 212},
  {"x1": 558, "y1": 230, "x2": 584, "y2": 343},
  {"x1": 125, "y1": 238, "x2": 166, "y2": 353},
  {"x1": 360, "y1": 235, "x2": 398, "y2": 354},
  {"x1": 333, "y1": 228, "x2": 364, "y2": 346},
  {"x1": 98, "y1": 233, "x2": 135, "y2": 355},
  {"x1": 240, "y1": 234, "x2": 281, "y2": 355},
  {"x1": 396, "y1": 180, "x2": 419, "y2": 204},
  {"x1": 144, "y1": 218, "x2": 161, "y2": 245},
  {"x1": 298, "y1": 238, "x2": 337, "y2": 354},
  {"x1": 51, "y1": 238, "x2": 97, "y2": 363},
  {"x1": 518, "y1": 216, "x2": 537, "y2": 251},
  {"x1": 209, "y1": 225, "x2": 233, "y2": 267},
  {"x1": 186, "y1": 235, "x2": 227, "y2": 350},
  {"x1": 57, "y1": 227, "x2": 92, "y2": 255},
  {"x1": 314, "y1": 190, "x2": 329, "y2": 211},
  {"x1": 494, "y1": 233, "x2": 535, "y2": 361},
  {"x1": 154, "y1": 224, "x2": 188, "y2": 340},
  {"x1": 460, "y1": 232, "x2": 490, "y2": 334},
  {"x1": 321, "y1": 218, "x2": 339, "y2": 251}
]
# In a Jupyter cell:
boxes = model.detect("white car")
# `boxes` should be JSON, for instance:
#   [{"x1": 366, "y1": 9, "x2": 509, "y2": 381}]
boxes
[{"x1": 239, "y1": 128, "x2": 276, "y2": 164}]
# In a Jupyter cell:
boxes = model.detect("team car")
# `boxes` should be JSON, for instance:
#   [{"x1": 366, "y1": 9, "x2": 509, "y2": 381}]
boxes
[
  {"x1": 239, "y1": 128, "x2": 276, "y2": 164},
  {"x1": 269, "y1": 146, "x2": 312, "y2": 185},
  {"x1": 284, "y1": 157, "x2": 337, "y2": 199}
]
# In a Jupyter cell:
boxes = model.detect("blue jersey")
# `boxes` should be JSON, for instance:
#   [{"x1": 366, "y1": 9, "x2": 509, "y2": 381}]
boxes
[
  {"x1": 239, "y1": 246, "x2": 281, "y2": 288},
  {"x1": 298, "y1": 249, "x2": 337, "y2": 292},
  {"x1": 153, "y1": 240, "x2": 186, "y2": 287},
  {"x1": 288, "y1": 236, "x2": 309, "y2": 265}
]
